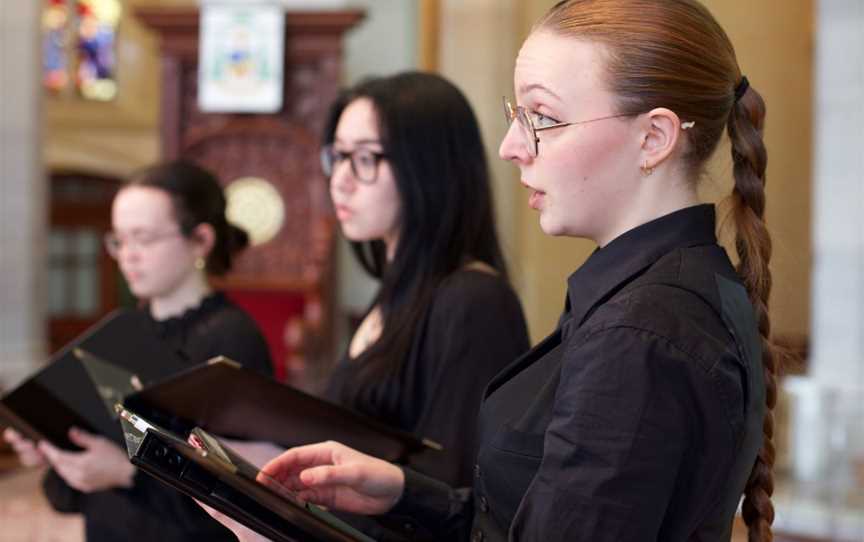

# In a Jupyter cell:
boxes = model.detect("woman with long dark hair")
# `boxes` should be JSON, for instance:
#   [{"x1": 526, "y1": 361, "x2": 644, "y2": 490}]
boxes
[
  {"x1": 320, "y1": 72, "x2": 530, "y2": 487},
  {"x1": 217, "y1": 1, "x2": 780, "y2": 540}
]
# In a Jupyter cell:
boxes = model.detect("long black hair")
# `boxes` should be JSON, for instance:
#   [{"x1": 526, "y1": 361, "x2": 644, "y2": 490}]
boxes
[
  {"x1": 324, "y1": 71, "x2": 508, "y2": 390},
  {"x1": 127, "y1": 160, "x2": 248, "y2": 276}
]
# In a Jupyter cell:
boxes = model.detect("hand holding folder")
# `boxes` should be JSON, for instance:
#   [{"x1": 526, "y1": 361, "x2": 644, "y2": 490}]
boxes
[
  {"x1": 0, "y1": 309, "x2": 182, "y2": 451},
  {"x1": 117, "y1": 407, "x2": 376, "y2": 542}
]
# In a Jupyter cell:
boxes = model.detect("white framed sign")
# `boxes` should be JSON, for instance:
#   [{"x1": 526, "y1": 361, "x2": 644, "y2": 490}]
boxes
[{"x1": 198, "y1": 2, "x2": 285, "y2": 113}]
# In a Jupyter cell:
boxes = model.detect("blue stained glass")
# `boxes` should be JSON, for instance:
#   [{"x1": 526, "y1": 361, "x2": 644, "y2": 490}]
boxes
[
  {"x1": 42, "y1": 0, "x2": 70, "y2": 93},
  {"x1": 76, "y1": 0, "x2": 121, "y2": 101}
]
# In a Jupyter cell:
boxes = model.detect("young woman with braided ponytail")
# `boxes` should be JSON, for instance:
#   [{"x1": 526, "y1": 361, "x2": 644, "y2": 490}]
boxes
[{"x1": 206, "y1": 1, "x2": 778, "y2": 541}]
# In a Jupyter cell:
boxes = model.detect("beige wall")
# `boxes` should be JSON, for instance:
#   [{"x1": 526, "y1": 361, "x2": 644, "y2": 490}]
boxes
[
  {"x1": 703, "y1": 0, "x2": 814, "y2": 342},
  {"x1": 442, "y1": 0, "x2": 814, "y2": 342}
]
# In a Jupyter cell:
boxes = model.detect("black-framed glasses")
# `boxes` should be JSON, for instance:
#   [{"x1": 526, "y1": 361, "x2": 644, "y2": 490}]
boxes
[
  {"x1": 320, "y1": 144, "x2": 389, "y2": 185},
  {"x1": 503, "y1": 97, "x2": 633, "y2": 157},
  {"x1": 104, "y1": 230, "x2": 182, "y2": 259}
]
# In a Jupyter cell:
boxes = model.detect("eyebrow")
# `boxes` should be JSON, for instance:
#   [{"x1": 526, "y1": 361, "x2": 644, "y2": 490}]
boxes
[
  {"x1": 334, "y1": 137, "x2": 383, "y2": 147},
  {"x1": 518, "y1": 83, "x2": 563, "y2": 102}
]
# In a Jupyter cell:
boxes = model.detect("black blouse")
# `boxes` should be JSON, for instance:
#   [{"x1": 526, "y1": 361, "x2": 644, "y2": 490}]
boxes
[
  {"x1": 389, "y1": 205, "x2": 765, "y2": 542},
  {"x1": 43, "y1": 292, "x2": 273, "y2": 542},
  {"x1": 324, "y1": 269, "x2": 531, "y2": 488}
]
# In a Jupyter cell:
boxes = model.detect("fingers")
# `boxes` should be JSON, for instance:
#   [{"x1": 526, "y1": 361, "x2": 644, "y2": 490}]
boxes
[
  {"x1": 40, "y1": 444, "x2": 92, "y2": 492},
  {"x1": 38, "y1": 440, "x2": 66, "y2": 464},
  {"x1": 3, "y1": 427, "x2": 20, "y2": 443},
  {"x1": 194, "y1": 498, "x2": 271, "y2": 542},
  {"x1": 259, "y1": 442, "x2": 339, "y2": 481},
  {"x1": 67, "y1": 427, "x2": 98, "y2": 448},
  {"x1": 130, "y1": 375, "x2": 143, "y2": 391},
  {"x1": 5, "y1": 429, "x2": 45, "y2": 467},
  {"x1": 299, "y1": 464, "x2": 363, "y2": 488}
]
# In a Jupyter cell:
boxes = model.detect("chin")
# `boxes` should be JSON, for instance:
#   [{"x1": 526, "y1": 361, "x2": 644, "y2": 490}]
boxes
[
  {"x1": 128, "y1": 285, "x2": 153, "y2": 301},
  {"x1": 341, "y1": 226, "x2": 378, "y2": 243},
  {"x1": 539, "y1": 216, "x2": 568, "y2": 237}
]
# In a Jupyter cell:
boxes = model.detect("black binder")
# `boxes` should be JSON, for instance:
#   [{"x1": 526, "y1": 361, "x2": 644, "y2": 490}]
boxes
[
  {"x1": 0, "y1": 309, "x2": 182, "y2": 450},
  {"x1": 123, "y1": 357, "x2": 442, "y2": 463},
  {"x1": 119, "y1": 408, "x2": 376, "y2": 542}
]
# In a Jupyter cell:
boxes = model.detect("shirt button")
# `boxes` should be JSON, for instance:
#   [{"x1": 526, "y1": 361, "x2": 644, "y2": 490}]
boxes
[
  {"x1": 474, "y1": 464, "x2": 481, "y2": 479},
  {"x1": 471, "y1": 529, "x2": 485, "y2": 542},
  {"x1": 479, "y1": 496, "x2": 489, "y2": 513}
]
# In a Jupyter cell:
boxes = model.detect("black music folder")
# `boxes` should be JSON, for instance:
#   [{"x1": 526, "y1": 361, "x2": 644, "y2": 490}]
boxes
[
  {"x1": 0, "y1": 309, "x2": 181, "y2": 450},
  {"x1": 122, "y1": 357, "x2": 441, "y2": 463},
  {"x1": 118, "y1": 407, "x2": 375, "y2": 542}
]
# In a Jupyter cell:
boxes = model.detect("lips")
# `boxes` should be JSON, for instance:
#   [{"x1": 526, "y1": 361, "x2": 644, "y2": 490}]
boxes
[
  {"x1": 522, "y1": 180, "x2": 545, "y2": 210},
  {"x1": 333, "y1": 204, "x2": 353, "y2": 221},
  {"x1": 528, "y1": 190, "x2": 546, "y2": 210}
]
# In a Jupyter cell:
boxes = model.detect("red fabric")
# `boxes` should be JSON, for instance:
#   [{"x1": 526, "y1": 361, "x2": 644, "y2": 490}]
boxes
[{"x1": 224, "y1": 290, "x2": 306, "y2": 382}]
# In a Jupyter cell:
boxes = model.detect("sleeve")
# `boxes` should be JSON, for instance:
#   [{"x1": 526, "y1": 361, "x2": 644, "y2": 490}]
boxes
[
  {"x1": 380, "y1": 467, "x2": 473, "y2": 541},
  {"x1": 406, "y1": 274, "x2": 530, "y2": 486},
  {"x1": 42, "y1": 468, "x2": 82, "y2": 513},
  {"x1": 509, "y1": 326, "x2": 690, "y2": 542}
]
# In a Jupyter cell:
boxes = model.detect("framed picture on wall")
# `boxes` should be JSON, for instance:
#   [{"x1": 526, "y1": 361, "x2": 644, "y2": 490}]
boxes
[{"x1": 198, "y1": 2, "x2": 284, "y2": 113}]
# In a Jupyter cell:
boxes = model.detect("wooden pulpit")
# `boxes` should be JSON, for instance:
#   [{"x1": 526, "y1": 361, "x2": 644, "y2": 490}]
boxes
[{"x1": 135, "y1": 8, "x2": 364, "y2": 384}]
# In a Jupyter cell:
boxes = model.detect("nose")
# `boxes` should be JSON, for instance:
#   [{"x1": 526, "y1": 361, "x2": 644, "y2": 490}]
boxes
[
  {"x1": 117, "y1": 243, "x2": 141, "y2": 264},
  {"x1": 329, "y1": 158, "x2": 356, "y2": 194},
  {"x1": 499, "y1": 121, "x2": 531, "y2": 165}
]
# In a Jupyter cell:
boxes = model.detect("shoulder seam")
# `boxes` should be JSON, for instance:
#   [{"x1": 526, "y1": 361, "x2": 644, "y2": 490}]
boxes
[{"x1": 572, "y1": 323, "x2": 719, "y2": 373}]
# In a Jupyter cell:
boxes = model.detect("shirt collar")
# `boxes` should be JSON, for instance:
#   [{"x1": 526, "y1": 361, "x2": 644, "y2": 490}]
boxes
[{"x1": 565, "y1": 204, "x2": 718, "y2": 327}]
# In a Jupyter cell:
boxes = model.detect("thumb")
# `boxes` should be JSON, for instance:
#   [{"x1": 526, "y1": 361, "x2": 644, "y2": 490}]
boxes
[
  {"x1": 38, "y1": 440, "x2": 62, "y2": 463},
  {"x1": 68, "y1": 427, "x2": 99, "y2": 448}
]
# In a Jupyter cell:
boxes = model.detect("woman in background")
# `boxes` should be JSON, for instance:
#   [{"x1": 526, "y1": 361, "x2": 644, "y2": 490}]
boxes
[
  {"x1": 5, "y1": 160, "x2": 273, "y2": 541},
  {"x1": 320, "y1": 72, "x2": 530, "y2": 488}
]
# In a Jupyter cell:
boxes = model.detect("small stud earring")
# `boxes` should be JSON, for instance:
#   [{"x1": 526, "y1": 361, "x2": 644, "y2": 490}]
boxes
[
  {"x1": 640, "y1": 160, "x2": 655, "y2": 177},
  {"x1": 194, "y1": 257, "x2": 206, "y2": 271}
]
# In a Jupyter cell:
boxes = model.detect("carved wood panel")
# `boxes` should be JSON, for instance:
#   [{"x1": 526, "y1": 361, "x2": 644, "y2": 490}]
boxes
[{"x1": 135, "y1": 8, "x2": 364, "y2": 381}]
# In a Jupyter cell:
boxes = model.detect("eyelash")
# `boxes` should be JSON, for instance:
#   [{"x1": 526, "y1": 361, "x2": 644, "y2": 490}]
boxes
[{"x1": 529, "y1": 110, "x2": 560, "y2": 127}]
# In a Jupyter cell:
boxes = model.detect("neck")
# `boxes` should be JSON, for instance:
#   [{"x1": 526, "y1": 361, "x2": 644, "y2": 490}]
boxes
[
  {"x1": 384, "y1": 232, "x2": 400, "y2": 262},
  {"x1": 149, "y1": 273, "x2": 212, "y2": 321},
  {"x1": 596, "y1": 172, "x2": 699, "y2": 248}
]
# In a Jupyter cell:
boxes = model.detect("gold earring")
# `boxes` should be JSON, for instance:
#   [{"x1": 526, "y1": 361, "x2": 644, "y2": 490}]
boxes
[
  {"x1": 194, "y1": 257, "x2": 206, "y2": 271},
  {"x1": 640, "y1": 160, "x2": 655, "y2": 177}
]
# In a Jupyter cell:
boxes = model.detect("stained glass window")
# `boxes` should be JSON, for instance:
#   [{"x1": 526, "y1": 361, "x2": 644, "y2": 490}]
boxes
[
  {"x1": 42, "y1": 0, "x2": 70, "y2": 93},
  {"x1": 76, "y1": 0, "x2": 121, "y2": 101},
  {"x1": 41, "y1": 0, "x2": 121, "y2": 100}
]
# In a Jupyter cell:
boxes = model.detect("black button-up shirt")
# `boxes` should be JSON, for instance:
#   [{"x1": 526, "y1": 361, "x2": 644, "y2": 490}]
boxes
[{"x1": 391, "y1": 205, "x2": 765, "y2": 541}]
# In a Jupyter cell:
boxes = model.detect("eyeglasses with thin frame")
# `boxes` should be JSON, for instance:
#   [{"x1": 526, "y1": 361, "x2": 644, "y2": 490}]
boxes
[
  {"x1": 104, "y1": 230, "x2": 182, "y2": 259},
  {"x1": 503, "y1": 97, "x2": 633, "y2": 157},
  {"x1": 320, "y1": 144, "x2": 389, "y2": 185}
]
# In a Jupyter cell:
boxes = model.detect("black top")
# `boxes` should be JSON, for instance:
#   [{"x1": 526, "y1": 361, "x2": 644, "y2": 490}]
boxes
[
  {"x1": 43, "y1": 292, "x2": 273, "y2": 542},
  {"x1": 325, "y1": 269, "x2": 531, "y2": 487},
  {"x1": 389, "y1": 205, "x2": 765, "y2": 542}
]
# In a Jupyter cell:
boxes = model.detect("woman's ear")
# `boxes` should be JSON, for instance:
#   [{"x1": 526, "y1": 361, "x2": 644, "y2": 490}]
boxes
[
  {"x1": 191, "y1": 223, "x2": 216, "y2": 259},
  {"x1": 639, "y1": 107, "x2": 681, "y2": 171}
]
